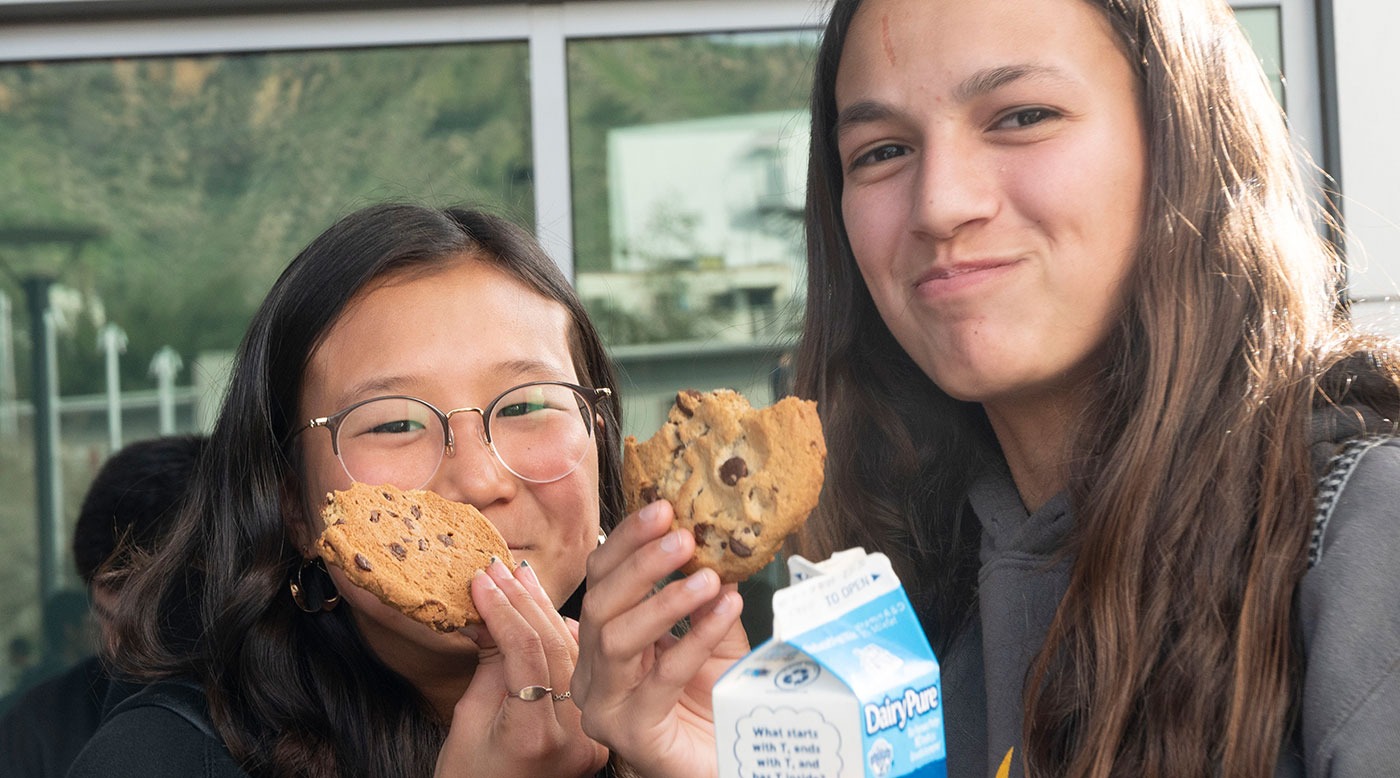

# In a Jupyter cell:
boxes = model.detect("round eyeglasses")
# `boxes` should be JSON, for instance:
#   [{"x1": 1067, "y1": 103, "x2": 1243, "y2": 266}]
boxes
[{"x1": 291, "y1": 381, "x2": 611, "y2": 491}]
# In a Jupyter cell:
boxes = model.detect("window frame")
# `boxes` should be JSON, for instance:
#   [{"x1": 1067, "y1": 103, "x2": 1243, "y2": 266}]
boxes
[
  {"x1": 0, "y1": 0, "x2": 827, "y2": 278},
  {"x1": 0, "y1": 0, "x2": 1325, "y2": 278}
]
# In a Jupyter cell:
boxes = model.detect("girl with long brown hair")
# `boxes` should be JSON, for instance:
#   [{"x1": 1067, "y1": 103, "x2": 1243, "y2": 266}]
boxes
[{"x1": 573, "y1": 1, "x2": 1400, "y2": 776}]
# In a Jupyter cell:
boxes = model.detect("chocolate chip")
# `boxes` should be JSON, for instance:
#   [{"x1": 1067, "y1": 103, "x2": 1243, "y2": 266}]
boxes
[
  {"x1": 382, "y1": 491, "x2": 394, "y2": 500},
  {"x1": 676, "y1": 389, "x2": 702, "y2": 417},
  {"x1": 418, "y1": 538, "x2": 429, "y2": 551},
  {"x1": 332, "y1": 518, "x2": 345, "y2": 526},
  {"x1": 389, "y1": 543, "x2": 407, "y2": 561},
  {"x1": 369, "y1": 510, "x2": 380, "y2": 523},
  {"x1": 672, "y1": 445, "x2": 685, "y2": 460},
  {"x1": 641, "y1": 485, "x2": 659, "y2": 504},
  {"x1": 355, "y1": 553, "x2": 373, "y2": 571},
  {"x1": 438, "y1": 534, "x2": 455, "y2": 547},
  {"x1": 719, "y1": 457, "x2": 748, "y2": 486},
  {"x1": 751, "y1": 523, "x2": 762, "y2": 537},
  {"x1": 402, "y1": 516, "x2": 416, "y2": 530},
  {"x1": 326, "y1": 493, "x2": 334, "y2": 505},
  {"x1": 729, "y1": 537, "x2": 753, "y2": 558},
  {"x1": 410, "y1": 505, "x2": 422, "y2": 519},
  {"x1": 693, "y1": 522, "x2": 713, "y2": 546}
]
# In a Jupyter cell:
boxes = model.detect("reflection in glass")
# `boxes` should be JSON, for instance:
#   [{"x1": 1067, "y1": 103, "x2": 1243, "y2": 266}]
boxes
[
  {"x1": 0, "y1": 41, "x2": 532, "y2": 693},
  {"x1": 569, "y1": 31, "x2": 819, "y2": 357}
]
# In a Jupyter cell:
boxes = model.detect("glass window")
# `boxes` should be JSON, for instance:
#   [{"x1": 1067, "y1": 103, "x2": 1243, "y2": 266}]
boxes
[
  {"x1": 0, "y1": 41, "x2": 531, "y2": 699},
  {"x1": 1235, "y1": 7, "x2": 1285, "y2": 106},
  {"x1": 568, "y1": 30, "x2": 818, "y2": 439}
]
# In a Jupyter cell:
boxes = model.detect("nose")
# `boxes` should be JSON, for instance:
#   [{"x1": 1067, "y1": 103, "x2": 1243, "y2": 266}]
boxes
[
  {"x1": 910, "y1": 135, "x2": 999, "y2": 241},
  {"x1": 428, "y1": 409, "x2": 518, "y2": 508}
]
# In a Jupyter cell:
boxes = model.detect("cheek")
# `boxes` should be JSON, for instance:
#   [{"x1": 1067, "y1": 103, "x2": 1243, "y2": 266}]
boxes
[{"x1": 842, "y1": 191, "x2": 903, "y2": 298}]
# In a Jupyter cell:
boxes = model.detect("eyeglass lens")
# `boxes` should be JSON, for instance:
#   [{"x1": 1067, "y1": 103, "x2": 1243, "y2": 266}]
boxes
[{"x1": 335, "y1": 384, "x2": 594, "y2": 489}]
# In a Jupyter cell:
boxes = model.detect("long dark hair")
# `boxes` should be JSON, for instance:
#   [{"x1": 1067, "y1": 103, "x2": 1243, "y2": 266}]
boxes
[
  {"x1": 105, "y1": 204, "x2": 623, "y2": 777},
  {"x1": 797, "y1": 1, "x2": 1400, "y2": 777}
]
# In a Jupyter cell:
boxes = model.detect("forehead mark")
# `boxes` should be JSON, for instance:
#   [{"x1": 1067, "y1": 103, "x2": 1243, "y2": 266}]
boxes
[{"x1": 881, "y1": 13, "x2": 898, "y2": 67}]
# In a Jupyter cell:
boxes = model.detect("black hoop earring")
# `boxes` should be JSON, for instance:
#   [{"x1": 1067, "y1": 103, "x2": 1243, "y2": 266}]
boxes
[{"x1": 290, "y1": 557, "x2": 340, "y2": 613}]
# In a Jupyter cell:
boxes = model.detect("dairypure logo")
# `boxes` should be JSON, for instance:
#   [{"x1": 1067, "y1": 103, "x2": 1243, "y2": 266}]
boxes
[{"x1": 862, "y1": 683, "x2": 941, "y2": 734}]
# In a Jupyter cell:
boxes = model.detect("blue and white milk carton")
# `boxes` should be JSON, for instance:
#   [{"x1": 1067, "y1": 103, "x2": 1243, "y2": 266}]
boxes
[{"x1": 713, "y1": 548, "x2": 947, "y2": 778}]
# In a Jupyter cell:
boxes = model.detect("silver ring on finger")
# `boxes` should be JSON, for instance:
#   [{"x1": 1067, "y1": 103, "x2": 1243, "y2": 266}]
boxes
[
  {"x1": 552, "y1": 690, "x2": 572, "y2": 702},
  {"x1": 507, "y1": 685, "x2": 552, "y2": 701}
]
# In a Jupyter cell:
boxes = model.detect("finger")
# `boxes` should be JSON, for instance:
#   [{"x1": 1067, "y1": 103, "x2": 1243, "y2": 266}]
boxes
[
  {"x1": 580, "y1": 522, "x2": 696, "y2": 643},
  {"x1": 652, "y1": 589, "x2": 744, "y2": 689},
  {"x1": 583, "y1": 499, "x2": 677, "y2": 592},
  {"x1": 595, "y1": 567, "x2": 723, "y2": 660},
  {"x1": 564, "y1": 617, "x2": 580, "y2": 643},
  {"x1": 471, "y1": 567, "x2": 559, "y2": 716},
  {"x1": 513, "y1": 560, "x2": 577, "y2": 662},
  {"x1": 487, "y1": 558, "x2": 578, "y2": 688}
]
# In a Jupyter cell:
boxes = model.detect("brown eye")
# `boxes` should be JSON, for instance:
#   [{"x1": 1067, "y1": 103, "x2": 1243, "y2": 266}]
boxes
[
  {"x1": 994, "y1": 107, "x2": 1058, "y2": 130},
  {"x1": 852, "y1": 143, "x2": 910, "y2": 170}
]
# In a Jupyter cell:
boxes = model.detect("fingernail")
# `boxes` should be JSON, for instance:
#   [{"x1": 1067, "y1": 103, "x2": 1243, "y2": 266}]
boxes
[
  {"x1": 639, "y1": 501, "x2": 663, "y2": 523},
  {"x1": 474, "y1": 569, "x2": 498, "y2": 590},
  {"x1": 713, "y1": 592, "x2": 735, "y2": 615},
  {"x1": 516, "y1": 560, "x2": 540, "y2": 586},
  {"x1": 659, "y1": 529, "x2": 683, "y2": 553},
  {"x1": 488, "y1": 557, "x2": 509, "y2": 577},
  {"x1": 685, "y1": 569, "x2": 713, "y2": 591},
  {"x1": 519, "y1": 558, "x2": 531, "y2": 568},
  {"x1": 459, "y1": 625, "x2": 481, "y2": 641}
]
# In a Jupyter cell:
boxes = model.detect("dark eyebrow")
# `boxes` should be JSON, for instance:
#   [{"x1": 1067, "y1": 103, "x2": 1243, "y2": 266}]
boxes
[
  {"x1": 834, "y1": 64, "x2": 1073, "y2": 140},
  {"x1": 330, "y1": 359, "x2": 572, "y2": 412},
  {"x1": 834, "y1": 100, "x2": 896, "y2": 139},
  {"x1": 953, "y1": 64, "x2": 1073, "y2": 102}
]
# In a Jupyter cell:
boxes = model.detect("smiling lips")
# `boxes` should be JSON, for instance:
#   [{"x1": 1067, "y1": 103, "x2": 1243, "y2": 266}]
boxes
[{"x1": 914, "y1": 258, "x2": 1023, "y2": 294}]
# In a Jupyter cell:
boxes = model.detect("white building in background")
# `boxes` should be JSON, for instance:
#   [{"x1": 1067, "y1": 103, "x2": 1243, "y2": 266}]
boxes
[
  {"x1": 577, "y1": 110, "x2": 809, "y2": 344},
  {"x1": 606, "y1": 110, "x2": 808, "y2": 273},
  {"x1": 1334, "y1": 1, "x2": 1400, "y2": 337}
]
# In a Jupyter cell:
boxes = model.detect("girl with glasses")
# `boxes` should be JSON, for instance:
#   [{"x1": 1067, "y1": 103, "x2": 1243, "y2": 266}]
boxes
[
  {"x1": 575, "y1": 1, "x2": 1400, "y2": 777},
  {"x1": 71, "y1": 204, "x2": 622, "y2": 777}
]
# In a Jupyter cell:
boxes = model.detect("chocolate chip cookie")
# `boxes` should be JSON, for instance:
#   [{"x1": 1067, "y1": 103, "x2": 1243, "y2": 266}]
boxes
[
  {"x1": 318, "y1": 482, "x2": 514, "y2": 631},
  {"x1": 623, "y1": 389, "x2": 826, "y2": 583}
]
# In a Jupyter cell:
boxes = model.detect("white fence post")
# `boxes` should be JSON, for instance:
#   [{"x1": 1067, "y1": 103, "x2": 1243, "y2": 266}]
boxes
[
  {"x1": 99, "y1": 323, "x2": 127, "y2": 451},
  {"x1": 150, "y1": 346, "x2": 182, "y2": 434}
]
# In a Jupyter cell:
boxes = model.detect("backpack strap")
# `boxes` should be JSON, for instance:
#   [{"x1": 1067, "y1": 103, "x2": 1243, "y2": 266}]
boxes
[
  {"x1": 1310, "y1": 435, "x2": 1396, "y2": 569},
  {"x1": 105, "y1": 677, "x2": 218, "y2": 740}
]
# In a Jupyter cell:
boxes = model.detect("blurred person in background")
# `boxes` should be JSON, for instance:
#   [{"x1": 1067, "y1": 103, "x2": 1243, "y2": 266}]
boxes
[
  {"x1": 0, "y1": 434, "x2": 205, "y2": 777},
  {"x1": 5, "y1": 635, "x2": 37, "y2": 694}
]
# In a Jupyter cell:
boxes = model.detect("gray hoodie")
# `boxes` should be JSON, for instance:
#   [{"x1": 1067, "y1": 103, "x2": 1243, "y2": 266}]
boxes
[{"x1": 938, "y1": 412, "x2": 1400, "y2": 778}]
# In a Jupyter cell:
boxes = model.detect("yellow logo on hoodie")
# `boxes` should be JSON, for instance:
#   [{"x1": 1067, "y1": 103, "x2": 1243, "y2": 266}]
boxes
[{"x1": 996, "y1": 747, "x2": 1014, "y2": 778}]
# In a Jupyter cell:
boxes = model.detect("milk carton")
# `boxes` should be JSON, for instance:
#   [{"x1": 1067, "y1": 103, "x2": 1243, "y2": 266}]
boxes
[{"x1": 714, "y1": 548, "x2": 947, "y2": 778}]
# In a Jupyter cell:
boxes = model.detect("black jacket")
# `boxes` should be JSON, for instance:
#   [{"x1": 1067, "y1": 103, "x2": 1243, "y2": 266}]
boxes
[{"x1": 65, "y1": 681, "x2": 246, "y2": 778}]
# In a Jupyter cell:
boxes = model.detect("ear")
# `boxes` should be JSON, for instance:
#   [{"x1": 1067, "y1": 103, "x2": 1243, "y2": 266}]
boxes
[{"x1": 595, "y1": 412, "x2": 606, "y2": 431}]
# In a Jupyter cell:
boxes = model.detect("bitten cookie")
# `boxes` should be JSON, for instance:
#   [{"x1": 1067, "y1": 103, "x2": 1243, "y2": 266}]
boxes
[
  {"x1": 317, "y1": 482, "x2": 515, "y2": 631},
  {"x1": 623, "y1": 389, "x2": 826, "y2": 583}
]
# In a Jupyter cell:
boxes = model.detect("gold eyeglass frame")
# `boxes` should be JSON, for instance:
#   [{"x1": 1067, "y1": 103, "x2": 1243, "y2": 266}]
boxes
[{"x1": 289, "y1": 380, "x2": 611, "y2": 489}]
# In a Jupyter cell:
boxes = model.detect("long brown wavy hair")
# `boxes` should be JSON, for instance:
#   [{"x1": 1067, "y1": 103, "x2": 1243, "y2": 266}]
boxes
[
  {"x1": 796, "y1": 1, "x2": 1400, "y2": 777},
  {"x1": 104, "y1": 204, "x2": 623, "y2": 777}
]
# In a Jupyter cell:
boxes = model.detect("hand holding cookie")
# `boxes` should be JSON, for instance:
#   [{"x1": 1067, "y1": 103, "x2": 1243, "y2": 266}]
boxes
[
  {"x1": 574, "y1": 498, "x2": 749, "y2": 778},
  {"x1": 434, "y1": 558, "x2": 609, "y2": 778}
]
